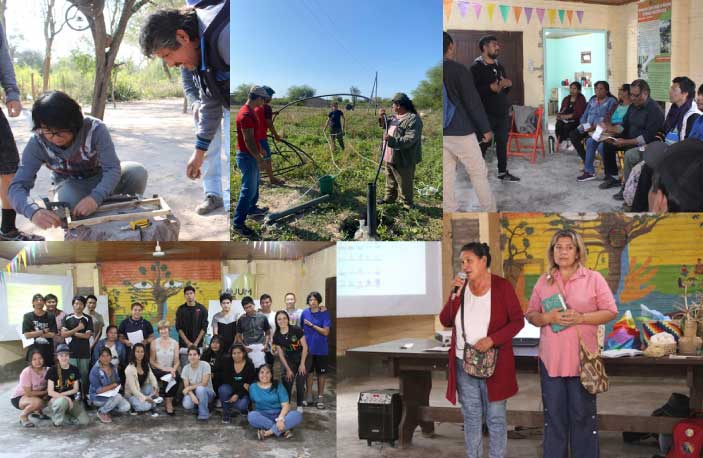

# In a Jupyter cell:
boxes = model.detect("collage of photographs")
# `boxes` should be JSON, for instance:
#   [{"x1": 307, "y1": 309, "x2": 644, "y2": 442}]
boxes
[{"x1": 0, "y1": 0, "x2": 702, "y2": 457}]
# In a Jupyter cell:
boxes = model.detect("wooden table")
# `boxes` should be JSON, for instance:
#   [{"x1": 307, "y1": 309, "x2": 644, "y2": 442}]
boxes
[{"x1": 347, "y1": 338, "x2": 703, "y2": 448}]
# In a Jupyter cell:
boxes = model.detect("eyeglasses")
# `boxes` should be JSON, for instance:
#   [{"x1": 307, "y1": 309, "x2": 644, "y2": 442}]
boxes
[{"x1": 38, "y1": 128, "x2": 72, "y2": 138}]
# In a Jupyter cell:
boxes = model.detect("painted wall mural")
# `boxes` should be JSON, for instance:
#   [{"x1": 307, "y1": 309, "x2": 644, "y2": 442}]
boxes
[
  {"x1": 100, "y1": 260, "x2": 222, "y2": 335},
  {"x1": 500, "y1": 213, "x2": 703, "y2": 321}
]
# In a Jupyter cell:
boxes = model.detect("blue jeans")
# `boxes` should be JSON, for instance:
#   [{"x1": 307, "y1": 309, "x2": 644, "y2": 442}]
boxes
[
  {"x1": 247, "y1": 409, "x2": 303, "y2": 436},
  {"x1": 127, "y1": 384, "x2": 156, "y2": 412},
  {"x1": 217, "y1": 384, "x2": 249, "y2": 416},
  {"x1": 200, "y1": 118, "x2": 222, "y2": 199},
  {"x1": 233, "y1": 151, "x2": 260, "y2": 227},
  {"x1": 182, "y1": 385, "x2": 216, "y2": 419},
  {"x1": 584, "y1": 138, "x2": 603, "y2": 175},
  {"x1": 456, "y1": 358, "x2": 507, "y2": 458},
  {"x1": 260, "y1": 139, "x2": 272, "y2": 161},
  {"x1": 92, "y1": 393, "x2": 131, "y2": 415},
  {"x1": 223, "y1": 110, "x2": 230, "y2": 211},
  {"x1": 539, "y1": 359, "x2": 599, "y2": 458}
]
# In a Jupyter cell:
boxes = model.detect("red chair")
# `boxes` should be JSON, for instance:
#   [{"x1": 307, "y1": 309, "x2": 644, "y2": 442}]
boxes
[{"x1": 507, "y1": 106, "x2": 546, "y2": 163}]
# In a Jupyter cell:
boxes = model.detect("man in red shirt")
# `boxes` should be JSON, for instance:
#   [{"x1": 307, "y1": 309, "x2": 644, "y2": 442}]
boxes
[
  {"x1": 254, "y1": 87, "x2": 284, "y2": 186},
  {"x1": 234, "y1": 86, "x2": 268, "y2": 237}
]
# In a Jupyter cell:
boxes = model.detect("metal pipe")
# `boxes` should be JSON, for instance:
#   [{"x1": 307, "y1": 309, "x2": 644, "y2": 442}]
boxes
[{"x1": 264, "y1": 194, "x2": 331, "y2": 225}]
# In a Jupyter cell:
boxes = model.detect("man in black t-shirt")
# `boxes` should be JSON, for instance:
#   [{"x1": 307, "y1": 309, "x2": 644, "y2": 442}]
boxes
[
  {"x1": 175, "y1": 285, "x2": 208, "y2": 368},
  {"x1": 22, "y1": 293, "x2": 57, "y2": 367},
  {"x1": 324, "y1": 102, "x2": 346, "y2": 151},
  {"x1": 118, "y1": 301, "x2": 155, "y2": 356},
  {"x1": 60, "y1": 296, "x2": 93, "y2": 402}
]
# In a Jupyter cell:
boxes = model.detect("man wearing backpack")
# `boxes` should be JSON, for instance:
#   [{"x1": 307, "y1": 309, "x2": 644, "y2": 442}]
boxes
[{"x1": 443, "y1": 32, "x2": 496, "y2": 212}]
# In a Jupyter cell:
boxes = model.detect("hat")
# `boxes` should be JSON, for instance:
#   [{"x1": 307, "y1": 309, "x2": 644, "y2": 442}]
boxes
[
  {"x1": 32, "y1": 293, "x2": 44, "y2": 302},
  {"x1": 56, "y1": 344, "x2": 70, "y2": 355},
  {"x1": 249, "y1": 85, "x2": 269, "y2": 98},
  {"x1": 262, "y1": 86, "x2": 275, "y2": 97},
  {"x1": 391, "y1": 92, "x2": 411, "y2": 105},
  {"x1": 649, "y1": 138, "x2": 703, "y2": 211}
]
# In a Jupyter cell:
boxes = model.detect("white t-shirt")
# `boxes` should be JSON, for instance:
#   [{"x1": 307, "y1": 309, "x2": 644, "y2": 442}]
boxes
[{"x1": 455, "y1": 287, "x2": 491, "y2": 351}]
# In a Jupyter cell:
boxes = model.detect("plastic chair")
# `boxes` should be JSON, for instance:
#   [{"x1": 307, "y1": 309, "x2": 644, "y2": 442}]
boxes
[{"x1": 507, "y1": 106, "x2": 546, "y2": 163}]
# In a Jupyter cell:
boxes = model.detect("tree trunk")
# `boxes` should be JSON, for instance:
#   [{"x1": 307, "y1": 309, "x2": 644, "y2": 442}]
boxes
[{"x1": 42, "y1": 38, "x2": 53, "y2": 92}]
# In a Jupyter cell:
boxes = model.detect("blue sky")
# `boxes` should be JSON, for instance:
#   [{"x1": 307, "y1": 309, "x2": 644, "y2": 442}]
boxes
[{"x1": 231, "y1": 0, "x2": 441, "y2": 98}]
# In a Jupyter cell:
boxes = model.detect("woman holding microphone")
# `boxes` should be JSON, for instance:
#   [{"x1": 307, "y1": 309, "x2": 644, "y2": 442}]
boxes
[{"x1": 440, "y1": 242, "x2": 524, "y2": 458}]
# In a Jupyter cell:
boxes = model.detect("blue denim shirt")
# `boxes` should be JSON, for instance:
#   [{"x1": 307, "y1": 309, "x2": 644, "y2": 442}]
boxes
[
  {"x1": 89, "y1": 362, "x2": 121, "y2": 401},
  {"x1": 579, "y1": 96, "x2": 617, "y2": 128}
]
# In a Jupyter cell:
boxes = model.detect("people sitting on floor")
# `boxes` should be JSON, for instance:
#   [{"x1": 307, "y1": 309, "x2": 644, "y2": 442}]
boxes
[
  {"x1": 201, "y1": 335, "x2": 229, "y2": 399},
  {"x1": 92, "y1": 325, "x2": 127, "y2": 369},
  {"x1": 219, "y1": 343, "x2": 257, "y2": 423},
  {"x1": 555, "y1": 82, "x2": 587, "y2": 153},
  {"x1": 577, "y1": 84, "x2": 631, "y2": 182},
  {"x1": 569, "y1": 81, "x2": 618, "y2": 180},
  {"x1": 124, "y1": 343, "x2": 160, "y2": 416},
  {"x1": 647, "y1": 138, "x2": 703, "y2": 212},
  {"x1": 11, "y1": 349, "x2": 49, "y2": 428},
  {"x1": 600, "y1": 79, "x2": 664, "y2": 196},
  {"x1": 150, "y1": 319, "x2": 180, "y2": 416},
  {"x1": 248, "y1": 364, "x2": 303, "y2": 440},
  {"x1": 182, "y1": 345, "x2": 216, "y2": 421},
  {"x1": 45, "y1": 344, "x2": 89, "y2": 427},
  {"x1": 8, "y1": 91, "x2": 148, "y2": 230},
  {"x1": 89, "y1": 348, "x2": 131, "y2": 423}
]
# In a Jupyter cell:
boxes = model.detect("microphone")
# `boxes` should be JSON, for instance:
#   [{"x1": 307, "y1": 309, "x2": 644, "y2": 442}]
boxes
[{"x1": 452, "y1": 272, "x2": 467, "y2": 298}]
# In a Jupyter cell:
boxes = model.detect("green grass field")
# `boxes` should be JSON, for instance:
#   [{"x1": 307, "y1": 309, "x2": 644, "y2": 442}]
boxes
[{"x1": 230, "y1": 105, "x2": 442, "y2": 241}]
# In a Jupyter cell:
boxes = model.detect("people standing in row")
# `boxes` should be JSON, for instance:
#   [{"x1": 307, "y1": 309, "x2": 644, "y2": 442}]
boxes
[
  {"x1": 118, "y1": 302, "x2": 155, "y2": 355},
  {"x1": 22, "y1": 293, "x2": 57, "y2": 368},
  {"x1": 274, "y1": 310, "x2": 308, "y2": 412},
  {"x1": 259, "y1": 294, "x2": 277, "y2": 367},
  {"x1": 236, "y1": 296, "x2": 271, "y2": 368},
  {"x1": 86, "y1": 294, "x2": 105, "y2": 352},
  {"x1": 60, "y1": 295, "x2": 93, "y2": 404},
  {"x1": 212, "y1": 292, "x2": 237, "y2": 352},
  {"x1": 284, "y1": 292, "x2": 304, "y2": 327},
  {"x1": 176, "y1": 286, "x2": 209, "y2": 368},
  {"x1": 301, "y1": 291, "x2": 331, "y2": 409}
]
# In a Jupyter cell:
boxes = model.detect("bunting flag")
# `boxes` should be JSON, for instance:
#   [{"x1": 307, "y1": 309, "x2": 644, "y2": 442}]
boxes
[
  {"x1": 486, "y1": 3, "x2": 496, "y2": 21},
  {"x1": 499, "y1": 4, "x2": 510, "y2": 23},
  {"x1": 473, "y1": 2, "x2": 482, "y2": 19},
  {"x1": 566, "y1": 9, "x2": 574, "y2": 24},
  {"x1": 576, "y1": 10, "x2": 584, "y2": 23},
  {"x1": 458, "y1": 0, "x2": 469, "y2": 17},
  {"x1": 536, "y1": 7, "x2": 545, "y2": 24},
  {"x1": 558, "y1": 9, "x2": 565, "y2": 23},
  {"x1": 547, "y1": 8, "x2": 557, "y2": 25},
  {"x1": 525, "y1": 7, "x2": 533, "y2": 23},
  {"x1": 443, "y1": 0, "x2": 453, "y2": 23},
  {"x1": 513, "y1": 6, "x2": 523, "y2": 23}
]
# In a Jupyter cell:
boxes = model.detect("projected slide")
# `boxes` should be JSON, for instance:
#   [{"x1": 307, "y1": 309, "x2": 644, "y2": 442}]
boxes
[
  {"x1": 337, "y1": 242, "x2": 425, "y2": 296},
  {"x1": 0, "y1": 273, "x2": 74, "y2": 341}
]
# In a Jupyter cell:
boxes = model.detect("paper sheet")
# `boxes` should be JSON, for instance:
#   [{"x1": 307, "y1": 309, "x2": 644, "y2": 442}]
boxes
[
  {"x1": 591, "y1": 125, "x2": 604, "y2": 141},
  {"x1": 601, "y1": 349, "x2": 643, "y2": 358},
  {"x1": 99, "y1": 384, "x2": 121, "y2": 398},
  {"x1": 17, "y1": 325, "x2": 34, "y2": 349},
  {"x1": 247, "y1": 343, "x2": 266, "y2": 367},
  {"x1": 160, "y1": 373, "x2": 177, "y2": 393},
  {"x1": 424, "y1": 346, "x2": 450, "y2": 352},
  {"x1": 127, "y1": 330, "x2": 144, "y2": 346}
]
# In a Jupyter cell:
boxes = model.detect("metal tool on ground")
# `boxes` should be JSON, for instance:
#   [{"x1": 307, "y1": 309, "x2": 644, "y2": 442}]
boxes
[
  {"x1": 362, "y1": 113, "x2": 390, "y2": 240},
  {"x1": 120, "y1": 218, "x2": 151, "y2": 231},
  {"x1": 41, "y1": 198, "x2": 71, "y2": 230},
  {"x1": 264, "y1": 177, "x2": 332, "y2": 225}
]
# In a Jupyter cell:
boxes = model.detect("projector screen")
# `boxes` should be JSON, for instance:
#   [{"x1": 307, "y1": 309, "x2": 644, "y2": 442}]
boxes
[
  {"x1": 337, "y1": 241, "x2": 442, "y2": 317},
  {"x1": 0, "y1": 273, "x2": 74, "y2": 341}
]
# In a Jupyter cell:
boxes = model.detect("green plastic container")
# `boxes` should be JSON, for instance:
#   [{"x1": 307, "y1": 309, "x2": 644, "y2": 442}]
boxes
[{"x1": 319, "y1": 175, "x2": 335, "y2": 195}]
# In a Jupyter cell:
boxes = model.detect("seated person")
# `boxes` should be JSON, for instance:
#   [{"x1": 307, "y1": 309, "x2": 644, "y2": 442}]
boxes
[
  {"x1": 569, "y1": 81, "x2": 618, "y2": 174},
  {"x1": 647, "y1": 138, "x2": 703, "y2": 212},
  {"x1": 150, "y1": 320, "x2": 180, "y2": 416},
  {"x1": 92, "y1": 325, "x2": 127, "y2": 369},
  {"x1": 577, "y1": 84, "x2": 631, "y2": 182},
  {"x1": 45, "y1": 344, "x2": 89, "y2": 427},
  {"x1": 554, "y1": 82, "x2": 586, "y2": 153},
  {"x1": 89, "y1": 348, "x2": 130, "y2": 423},
  {"x1": 9, "y1": 91, "x2": 148, "y2": 230},
  {"x1": 182, "y1": 345, "x2": 216, "y2": 421},
  {"x1": 11, "y1": 349, "x2": 49, "y2": 428},
  {"x1": 248, "y1": 364, "x2": 303, "y2": 440},
  {"x1": 201, "y1": 335, "x2": 229, "y2": 398},
  {"x1": 599, "y1": 79, "x2": 664, "y2": 195},
  {"x1": 219, "y1": 343, "x2": 257, "y2": 423},
  {"x1": 124, "y1": 343, "x2": 160, "y2": 415}
]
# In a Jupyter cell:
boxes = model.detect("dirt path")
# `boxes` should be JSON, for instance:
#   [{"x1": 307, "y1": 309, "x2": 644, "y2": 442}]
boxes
[{"x1": 10, "y1": 99, "x2": 229, "y2": 241}]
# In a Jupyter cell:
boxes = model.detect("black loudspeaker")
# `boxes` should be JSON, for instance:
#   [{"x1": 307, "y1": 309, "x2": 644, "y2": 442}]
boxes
[{"x1": 357, "y1": 389, "x2": 402, "y2": 447}]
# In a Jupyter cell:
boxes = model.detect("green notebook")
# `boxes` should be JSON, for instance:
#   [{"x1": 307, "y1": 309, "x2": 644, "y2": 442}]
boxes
[{"x1": 542, "y1": 293, "x2": 568, "y2": 333}]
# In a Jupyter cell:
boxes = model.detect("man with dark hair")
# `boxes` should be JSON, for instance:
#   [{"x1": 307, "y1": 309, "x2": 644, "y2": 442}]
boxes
[
  {"x1": 443, "y1": 31, "x2": 496, "y2": 212},
  {"x1": 259, "y1": 293, "x2": 277, "y2": 366},
  {"x1": 323, "y1": 101, "x2": 346, "y2": 152},
  {"x1": 9, "y1": 91, "x2": 148, "y2": 230},
  {"x1": 255, "y1": 86, "x2": 284, "y2": 185},
  {"x1": 235, "y1": 296, "x2": 270, "y2": 368},
  {"x1": 470, "y1": 35, "x2": 520, "y2": 182},
  {"x1": 175, "y1": 286, "x2": 208, "y2": 368},
  {"x1": 117, "y1": 302, "x2": 154, "y2": 352},
  {"x1": 301, "y1": 291, "x2": 331, "y2": 409},
  {"x1": 22, "y1": 293, "x2": 57, "y2": 367},
  {"x1": 647, "y1": 138, "x2": 703, "y2": 212},
  {"x1": 233, "y1": 86, "x2": 269, "y2": 237},
  {"x1": 0, "y1": 21, "x2": 40, "y2": 241},
  {"x1": 283, "y1": 292, "x2": 303, "y2": 327},
  {"x1": 601, "y1": 79, "x2": 664, "y2": 197},
  {"x1": 85, "y1": 294, "x2": 104, "y2": 350},
  {"x1": 140, "y1": 1, "x2": 229, "y2": 195},
  {"x1": 44, "y1": 293, "x2": 65, "y2": 351}
]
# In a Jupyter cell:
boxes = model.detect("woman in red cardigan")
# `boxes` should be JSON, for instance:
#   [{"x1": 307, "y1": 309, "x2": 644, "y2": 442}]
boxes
[
  {"x1": 440, "y1": 242, "x2": 524, "y2": 458},
  {"x1": 555, "y1": 82, "x2": 587, "y2": 153}
]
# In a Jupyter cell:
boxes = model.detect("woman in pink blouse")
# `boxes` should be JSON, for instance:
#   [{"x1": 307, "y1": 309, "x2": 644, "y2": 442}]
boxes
[
  {"x1": 10, "y1": 349, "x2": 49, "y2": 427},
  {"x1": 526, "y1": 229, "x2": 617, "y2": 458}
]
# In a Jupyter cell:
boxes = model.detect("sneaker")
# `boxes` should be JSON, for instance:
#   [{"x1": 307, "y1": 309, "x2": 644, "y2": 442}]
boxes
[
  {"x1": 296, "y1": 406, "x2": 304, "y2": 413},
  {"x1": 233, "y1": 224, "x2": 255, "y2": 237},
  {"x1": 283, "y1": 430, "x2": 294, "y2": 439},
  {"x1": 576, "y1": 172, "x2": 596, "y2": 182},
  {"x1": 150, "y1": 411, "x2": 159, "y2": 417},
  {"x1": 222, "y1": 414, "x2": 231, "y2": 424},
  {"x1": 195, "y1": 195, "x2": 224, "y2": 215},
  {"x1": 316, "y1": 396, "x2": 325, "y2": 409},
  {"x1": 19, "y1": 419, "x2": 35, "y2": 428},
  {"x1": 257, "y1": 429, "x2": 267, "y2": 440},
  {"x1": 249, "y1": 206, "x2": 269, "y2": 217},
  {"x1": 613, "y1": 190, "x2": 625, "y2": 201},
  {"x1": 302, "y1": 398, "x2": 313, "y2": 407},
  {"x1": 97, "y1": 412, "x2": 112, "y2": 423},
  {"x1": 0, "y1": 229, "x2": 45, "y2": 241},
  {"x1": 498, "y1": 172, "x2": 520, "y2": 182},
  {"x1": 30, "y1": 412, "x2": 51, "y2": 420},
  {"x1": 598, "y1": 177, "x2": 620, "y2": 189}
]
